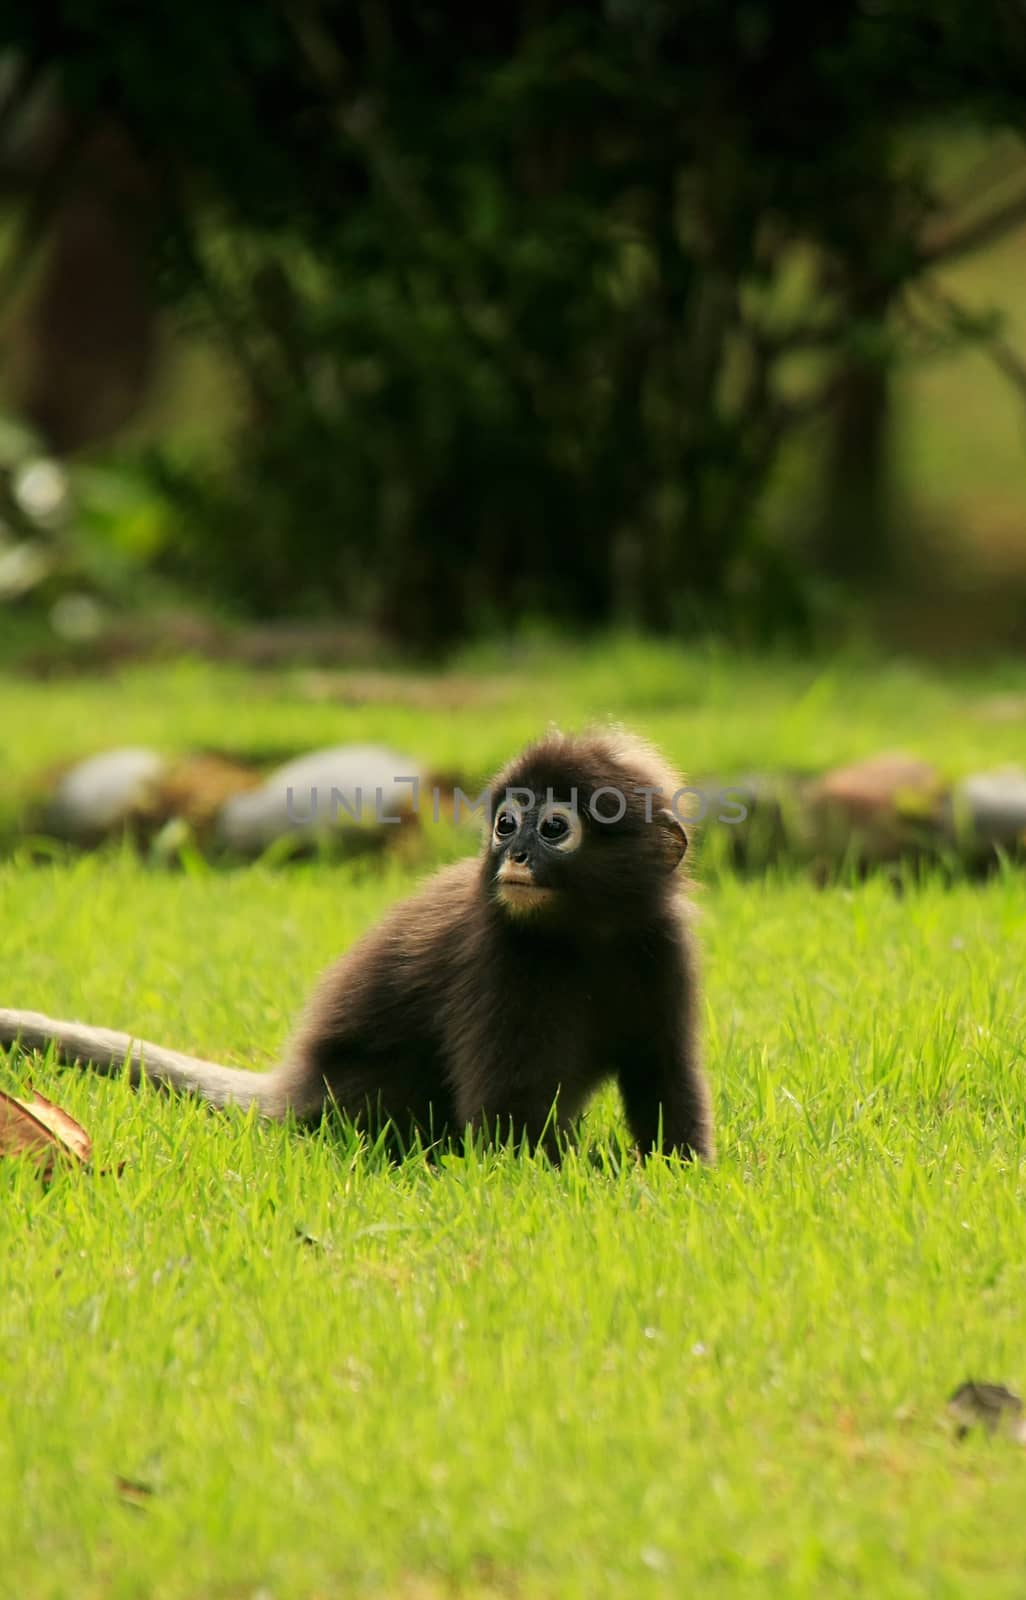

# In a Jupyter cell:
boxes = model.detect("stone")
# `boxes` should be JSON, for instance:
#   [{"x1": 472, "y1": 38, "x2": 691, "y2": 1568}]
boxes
[
  {"x1": 215, "y1": 744, "x2": 425, "y2": 854},
  {"x1": 810, "y1": 752, "x2": 942, "y2": 819},
  {"x1": 43, "y1": 748, "x2": 168, "y2": 843},
  {"x1": 804, "y1": 752, "x2": 945, "y2": 862},
  {"x1": 951, "y1": 769, "x2": 1026, "y2": 847}
]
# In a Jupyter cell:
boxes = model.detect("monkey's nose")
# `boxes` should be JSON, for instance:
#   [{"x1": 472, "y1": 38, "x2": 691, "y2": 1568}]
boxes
[{"x1": 511, "y1": 849, "x2": 529, "y2": 864}]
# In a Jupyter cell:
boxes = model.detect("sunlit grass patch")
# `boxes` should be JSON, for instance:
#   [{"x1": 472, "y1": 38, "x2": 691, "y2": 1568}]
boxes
[{"x1": 2, "y1": 853, "x2": 1026, "y2": 1596}]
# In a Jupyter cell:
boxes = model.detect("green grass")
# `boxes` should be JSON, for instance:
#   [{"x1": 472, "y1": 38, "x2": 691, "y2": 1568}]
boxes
[
  {"x1": 2, "y1": 861, "x2": 1026, "y2": 1597},
  {"x1": 4, "y1": 647, "x2": 1026, "y2": 1597},
  {"x1": 5, "y1": 639, "x2": 1026, "y2": 803}
]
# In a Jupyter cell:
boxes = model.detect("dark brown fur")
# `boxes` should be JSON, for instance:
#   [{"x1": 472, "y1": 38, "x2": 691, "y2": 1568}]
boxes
[{"x1": 0, "y1": 730, "x2": 714, "y2": 1160}]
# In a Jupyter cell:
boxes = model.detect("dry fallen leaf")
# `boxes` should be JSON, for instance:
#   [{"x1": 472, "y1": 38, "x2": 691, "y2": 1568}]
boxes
[
  {"x1": 15, "y1": 1088, "x2": 92, "y2": 1160},
  {"x1": 115, "y1": 1475, "x2": 155, "y2": 1511},
  {"x1": 294, "y1": 1223, "x2": 331, "y2": 1252},
  {"x1": 0, "y1": 1087, "x2": 92, "y2": 1180},
  {"x1": 948, "y1": 1380, "x2": 1026, "y2": 1442}
]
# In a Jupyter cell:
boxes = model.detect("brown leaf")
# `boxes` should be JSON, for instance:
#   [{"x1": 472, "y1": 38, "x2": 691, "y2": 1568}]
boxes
[
  {"x1": 948, "y1": 1379, "x2": 1026, "y2": 1441},
  {"x1": 0, "y1": 1087, "x2": 92, "y2": 1178},
  {"x1": 115, "y1": 1475, "x2": 155, "y2": 1511},
  {"x1": 17, "y1": 1089, "x2": 92, "y2": 1161}
]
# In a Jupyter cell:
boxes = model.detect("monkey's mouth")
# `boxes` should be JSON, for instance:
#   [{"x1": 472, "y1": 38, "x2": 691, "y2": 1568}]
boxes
[{"x1": 495, "y1": 864, "x2": 556, "y2": 913}]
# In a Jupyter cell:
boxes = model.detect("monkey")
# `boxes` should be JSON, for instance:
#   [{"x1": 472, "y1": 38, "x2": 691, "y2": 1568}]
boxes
[{"x1": 0, "y1": 729, "x2": 714, "y2": 1161}]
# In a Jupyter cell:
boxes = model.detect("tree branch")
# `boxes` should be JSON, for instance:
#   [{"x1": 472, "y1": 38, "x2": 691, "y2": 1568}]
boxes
[
  {"x1": 915, "y1": 278, "x2": 1026, "y2": 405},
  {"x1": 920, "y1": 184, "x2": 1026, "y2": 268}
]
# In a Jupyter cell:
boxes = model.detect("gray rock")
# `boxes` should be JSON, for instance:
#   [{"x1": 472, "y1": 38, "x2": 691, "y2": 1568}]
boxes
[
  {"x1": 44, "y1": 748, "x2": 168, "y2": 841},
  {"x1": 952, "y1": 770, "x2": 1026, "y2": 846},
  {"x1": 215, "y1": 744, "x2": 424, "y2": 854}
]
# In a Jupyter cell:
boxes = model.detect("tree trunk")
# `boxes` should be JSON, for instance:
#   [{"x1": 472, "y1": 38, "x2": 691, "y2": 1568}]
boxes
[{"x1": 816, "y1": 332, "x2": 894, "y2": 583}]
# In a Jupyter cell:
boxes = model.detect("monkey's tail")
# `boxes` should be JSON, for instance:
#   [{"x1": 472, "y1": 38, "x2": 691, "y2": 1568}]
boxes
[{"x1": 0, "y1": 1007, "x2": 280, "y2": 1112}]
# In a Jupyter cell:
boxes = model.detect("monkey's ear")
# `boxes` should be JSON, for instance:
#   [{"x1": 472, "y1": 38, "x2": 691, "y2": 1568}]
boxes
[{"x1": 655, "y1": 809, "x2": 688, "y2": 871}]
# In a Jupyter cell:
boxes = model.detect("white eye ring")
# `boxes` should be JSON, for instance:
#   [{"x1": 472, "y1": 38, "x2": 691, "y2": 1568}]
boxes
[
  {"x1": 537, "y1": 805, "x2": 583, "y2": 853},
  {"x1": 492, "y1": 801, "x2": 524, "y2": 843}
]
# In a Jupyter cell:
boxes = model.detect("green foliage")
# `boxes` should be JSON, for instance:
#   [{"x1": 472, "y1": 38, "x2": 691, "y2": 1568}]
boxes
[
  {"x1": 7, "y1": 3, "x2": 1026, "y2": 640},
  {"x1": 0, "y1": 418, "x2": 175, "y2": 630}
]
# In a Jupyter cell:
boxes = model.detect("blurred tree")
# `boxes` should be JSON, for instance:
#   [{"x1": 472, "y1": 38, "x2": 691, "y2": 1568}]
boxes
[
  {"x1": 3, "y1": 117, "x2": 157, "y2": 453},
  {"x1": 2, "y1": 1, "x2": 1026, "y2": 644}
]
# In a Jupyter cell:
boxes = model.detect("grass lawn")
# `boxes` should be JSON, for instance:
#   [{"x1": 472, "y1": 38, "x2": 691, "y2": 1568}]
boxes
[
  {"x1": 3, "y1": 645, "x2": 1026, "y2": 1597},
  {"x1": 6, "y1": 637, "x2": 1026, "y2": 795}
]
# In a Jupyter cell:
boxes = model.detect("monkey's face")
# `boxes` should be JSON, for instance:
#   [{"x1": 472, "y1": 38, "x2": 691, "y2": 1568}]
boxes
[
  {"x1": 484, "y1": 749, "x2": 688, "y2": 929},
  {"x1": 488, "y1": 796, "x2": 584, "y2": 918}
]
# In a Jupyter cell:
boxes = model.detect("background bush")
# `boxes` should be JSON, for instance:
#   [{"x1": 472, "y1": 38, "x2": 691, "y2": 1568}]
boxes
[{"x1": 3, "y1": 3, "x2": 1026, "y2": 644}]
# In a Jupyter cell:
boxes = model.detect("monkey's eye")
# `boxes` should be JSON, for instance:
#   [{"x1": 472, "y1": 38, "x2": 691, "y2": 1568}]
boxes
[
  {"x1": 537, "y1": 807, "x2": 583, "y2": 853},
  {"x1": 493, "y1": 809, "x2": 520, "y2": 841}
]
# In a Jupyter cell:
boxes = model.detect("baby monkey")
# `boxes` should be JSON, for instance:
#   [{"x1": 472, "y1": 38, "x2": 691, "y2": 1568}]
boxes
[{"x1": 0, "y1": 730, "x2": 713, "y2": 1160}]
